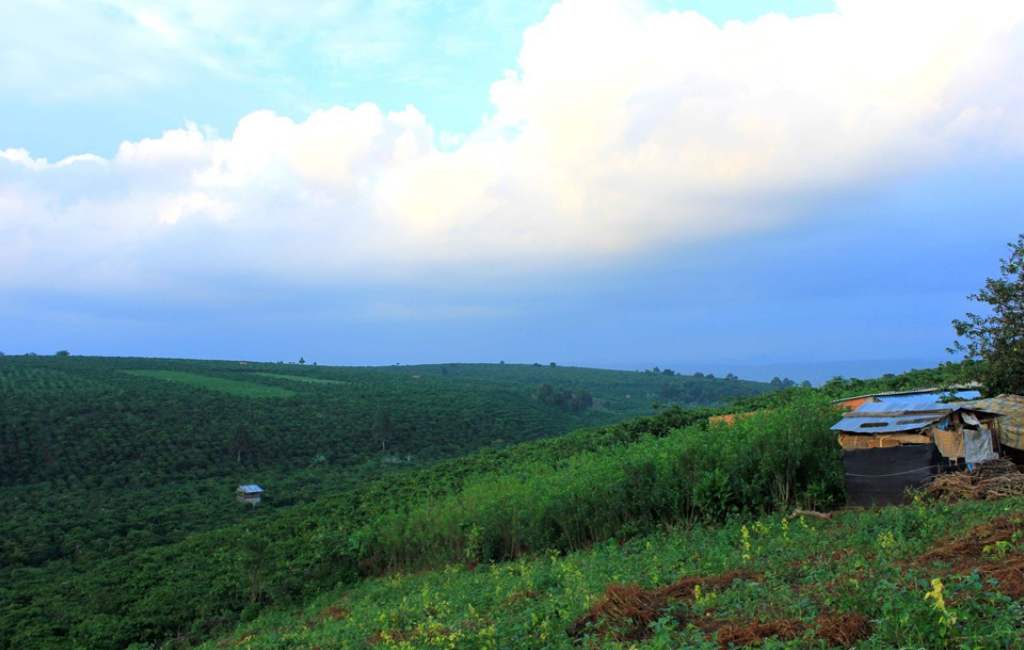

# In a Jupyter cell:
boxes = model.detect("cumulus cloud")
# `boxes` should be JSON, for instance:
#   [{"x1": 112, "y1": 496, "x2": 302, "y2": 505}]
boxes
[{"x1": 3, "y1": 0, "x2": 1024, "y2": 292}]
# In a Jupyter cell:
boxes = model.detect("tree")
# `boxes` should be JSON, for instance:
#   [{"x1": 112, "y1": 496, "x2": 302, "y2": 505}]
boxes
[
  {"x1": 231, "y1": 425, "x2": 254, "y2": 464},
  {"x1": 372, "y1": 409, "x2": 392, "y2": 451},
  {"x1": 55, "y1": 350, "x2": 70, "y2": 357},
  {"x1": 952, "y1": 233, "x2": 1024, "y2": 395},
  {"x1": 298, "y1": 356, "x2": 306, "y2": 365},
  {"x1": 537, "y1": 383, "x2": 555, "y2": 404}
]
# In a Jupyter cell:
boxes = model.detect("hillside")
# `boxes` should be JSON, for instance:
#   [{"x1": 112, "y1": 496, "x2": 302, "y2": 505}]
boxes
[
  {"x1": 0, "y1": 355, "x2": 768, "y2": 648},
  {"x1": 3, "y1": 356, "x2": 1007, "y2": 649},
  {"x1": 206, "y1": 496, "x2": 1024, "y2": 649},
  {"x1": 0, "y1": 356, "x2": 768, "y2": 564},
  {"x1": 376, "y1": 362, "x2": 770, "y2": 416}
]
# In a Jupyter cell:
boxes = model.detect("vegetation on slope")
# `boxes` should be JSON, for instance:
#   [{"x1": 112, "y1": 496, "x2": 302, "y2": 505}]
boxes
[
  {"x1": 1, "y1": 353, "x2": 745, "y2": 649},
  {"x1": 376, "y1": 362, "x2": 770, "y2": 416},
  {"x1": 2, "y1": 355, "x2": 765, "y2": 570},
  {"x1": 208, "y1": 497, "x2": 1024, "y2": 649},
  {"x1": 0, "y1": 355, "x2": 999, "y2": 648},
  {"x1": 360, "y1": 397, "x2": 842, "y2": 574}
]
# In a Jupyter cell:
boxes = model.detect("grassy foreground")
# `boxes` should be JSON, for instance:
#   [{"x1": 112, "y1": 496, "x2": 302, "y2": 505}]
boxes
[{"x1": 205, "y1": 497, "x2": 1024, "y2": 649}]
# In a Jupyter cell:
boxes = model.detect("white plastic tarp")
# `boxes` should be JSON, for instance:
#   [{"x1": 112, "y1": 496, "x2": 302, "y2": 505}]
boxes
[{"x1": 964, "y1": 427, "x2": 998, "y2": 464}]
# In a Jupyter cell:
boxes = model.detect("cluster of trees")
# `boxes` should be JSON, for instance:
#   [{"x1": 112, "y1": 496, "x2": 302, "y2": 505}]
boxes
[
  {"x1": 953, "y1": 233, "x2": 1024, "y2": 396},
  {"x1": 536, "y1": 383, "x2": 594, "y2": 412},
  {"x1": 390, "y1": 362, "x2": 773, "y2": 417},
  {"x1": 0, "y1": 404, "x2": 716, "y2": 649},
  {"x1": 0, "y1": 356, "x2": 632, "y2": 572},
  {"x1": 4, "y1": 350, "x2": 979, "y2": 649},
  {"x1": 769, "y1": 376, "x2": 804, "y2": 388},
  {"x1": 0, "y1": 355, "x2": 768, "y2": 648}
]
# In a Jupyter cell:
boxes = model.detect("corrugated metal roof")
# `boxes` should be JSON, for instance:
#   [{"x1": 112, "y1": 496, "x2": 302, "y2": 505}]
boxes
[
  {"x1": 832, "y1": 384, "x2": 982, "y2": 404},
  {"x1": 831, "y1": 413, "x2": 946, "y2": 434},
  {"x1": 237, "y1": 484, "x2": 264, "y2": 493},
  {"x1": 853, "y1": 390, "x2": 981, "y2": 414}
]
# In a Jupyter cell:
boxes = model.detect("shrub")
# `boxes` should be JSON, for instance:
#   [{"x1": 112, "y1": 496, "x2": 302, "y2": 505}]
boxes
[{"x1": 359, "y1": 395, "x2": 843, "y2": 573}]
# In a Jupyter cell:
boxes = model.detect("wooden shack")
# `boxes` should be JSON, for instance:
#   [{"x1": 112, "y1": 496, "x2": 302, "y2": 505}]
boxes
[{"x1": 832, "y1": 394, "x2": 1001, "y2": 507}]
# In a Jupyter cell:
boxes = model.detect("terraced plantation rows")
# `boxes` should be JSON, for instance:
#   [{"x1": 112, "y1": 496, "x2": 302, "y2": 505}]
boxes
[{"x1": 0, "y1": 354, "x2": 770, "y2": 648}]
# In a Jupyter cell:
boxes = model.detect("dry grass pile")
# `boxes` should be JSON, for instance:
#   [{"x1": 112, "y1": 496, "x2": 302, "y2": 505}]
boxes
[
  {"x1": 814, "y1": 612, "x2": 873, "y2": 647},
  {"x1": 568, "y1": 569, "x2": 874, "y2": 648},
  {"x1": 567, "y1": 570, "x2": 760, "y2": 641},
  {"x1": 714, "y1": 619, "x2": 806, "y2": 647},
  {"x1": 923, "y1": 459, "x2": 1024, "y2": 502}
]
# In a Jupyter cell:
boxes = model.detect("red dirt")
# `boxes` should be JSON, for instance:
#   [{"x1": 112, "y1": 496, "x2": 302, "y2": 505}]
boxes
[
  {"x1": 918, "y1": 515, "x2": 1024, "y2": 598},
  {"x1": 922, "y1": 516, "x2": 1022, "y2": 562},
  {"x1": 567, "y1": 570, "x2": 761, "y2": 641}
]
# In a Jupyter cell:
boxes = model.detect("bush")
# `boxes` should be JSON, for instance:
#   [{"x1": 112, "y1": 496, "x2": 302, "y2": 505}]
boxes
[{"x1": 359, "y1": 395, "x2": 844, "y2": 573}]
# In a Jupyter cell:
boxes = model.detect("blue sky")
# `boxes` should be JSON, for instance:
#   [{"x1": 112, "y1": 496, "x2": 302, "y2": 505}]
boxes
[{"x1": 3, "y1": 0, "x2": 1023, "y2": 382}]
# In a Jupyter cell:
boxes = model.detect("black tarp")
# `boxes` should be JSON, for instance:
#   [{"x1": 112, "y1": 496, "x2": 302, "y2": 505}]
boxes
[
  {"x1": 843, "y1": 444, "x2": 940, "y2": 507},
  {"x1": 1004, "y1": 444, "x2": 1024, "y2": 466}
]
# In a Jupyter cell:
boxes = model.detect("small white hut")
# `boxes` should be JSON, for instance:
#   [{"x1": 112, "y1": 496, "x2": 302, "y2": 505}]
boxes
[{"x1": 236, "y1": 484, "x2": 264, "y2": 506}]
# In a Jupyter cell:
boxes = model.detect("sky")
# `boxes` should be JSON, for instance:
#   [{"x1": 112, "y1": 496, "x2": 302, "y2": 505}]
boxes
[{"x1": 2, "y1": 0, "x2": 1024, "y2": 383}]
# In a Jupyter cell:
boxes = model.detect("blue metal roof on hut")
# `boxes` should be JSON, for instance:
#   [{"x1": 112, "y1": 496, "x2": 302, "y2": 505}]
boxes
[
  {"x1": 831, "y1": 412, "x2": 948, "y2": 434},
  {"x1": 831, "y1": 398, "x2": 998, "y2": 435},
  {"x1": 833, "y1": 386, "x2": 981, "y2": 411},
  {"x1": 853, "y1": 390, "x2": 981, "y2": 414},
  {"x1": 237, "y1": 484, "x2": 264, "y2": 494}
]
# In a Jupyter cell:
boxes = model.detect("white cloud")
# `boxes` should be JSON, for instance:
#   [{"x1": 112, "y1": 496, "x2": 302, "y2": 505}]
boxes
[{"x1": 3, "y1": 0, "x2": 1024, "y2": 293}]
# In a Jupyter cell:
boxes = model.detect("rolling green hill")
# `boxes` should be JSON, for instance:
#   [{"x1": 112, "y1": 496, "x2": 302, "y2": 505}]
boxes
[
  {"x1": 3, "y1": 355, "x2": 993, "y2": 648},
  {"x1": 0, "y1": 354, "x2": 770, "y2": 648}
]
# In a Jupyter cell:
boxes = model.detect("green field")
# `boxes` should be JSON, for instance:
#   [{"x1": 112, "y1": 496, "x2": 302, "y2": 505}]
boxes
[
  {"x1": 123, "y1": 369, "x2": 297, "y2": 397},
  {"x1": 2, "y1": 354, "x2": 999, "y2": 649},
  {"x1": 250, "y1": 371, "x2": 347, "y2": 385},
  {"x1": 0, "y1": 354, "x2": 771, "y2": 649}
]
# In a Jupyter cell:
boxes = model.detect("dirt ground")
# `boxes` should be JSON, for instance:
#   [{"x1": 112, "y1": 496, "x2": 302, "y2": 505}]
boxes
[
  {"x1": 919, "y1": 515, "x2": 1024, "y2": 598},
  {"x1": 567, "y1": 569, "x2": 873, "y2": 648}
]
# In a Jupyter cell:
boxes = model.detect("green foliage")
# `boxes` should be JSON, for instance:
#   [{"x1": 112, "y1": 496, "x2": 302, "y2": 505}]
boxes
[
  {"x1": 953, "y1": 232, "x2": 1024, "y2": 396},
  {"x1": 727, "y1": 360, "x2": 982, "y2": 415},
  {"x1": 1, "y1": 355, "x2": 986, "y2": 649},
  {"x1": 249, "y1": 372, "x2": 343, "y2": 384},
  {"x1": 359, "y1": 396, "x2": 844, "y2": 574},
  {"x1": 379, "y1": 362, "x2": 772, "y2": 416},
  {"x1": 201, "y1": 498, "x2": 1024, "y2": 649},
  {"x1": 123, "y1": 369, "x2": 297, "y2": 398},
  {"x1": 0, "y1": 354, "x2": 747, "y2": 649},
  {"x1": 818, "y1": 361, "x2": 983, "y2": 400},
  {"x1": 536, "y1": 383, "x2": 593, "y2": 412}
]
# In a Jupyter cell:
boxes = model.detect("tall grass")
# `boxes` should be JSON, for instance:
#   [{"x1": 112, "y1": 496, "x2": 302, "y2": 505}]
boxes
[{"x1": 357, "y1": 395, "x2": 843, "y2": 573}]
